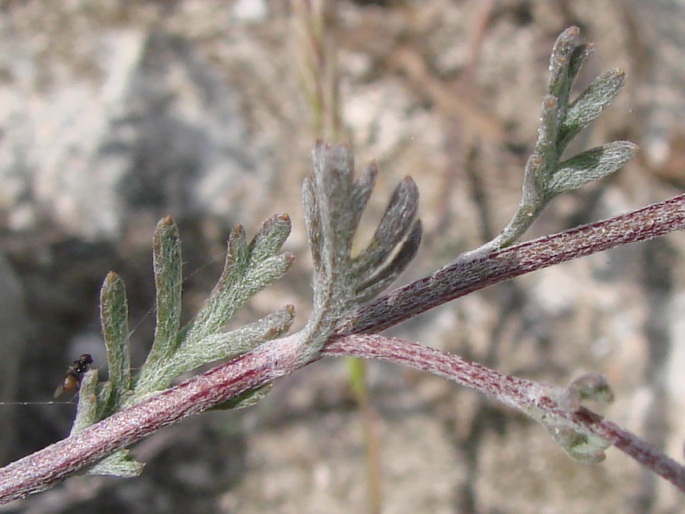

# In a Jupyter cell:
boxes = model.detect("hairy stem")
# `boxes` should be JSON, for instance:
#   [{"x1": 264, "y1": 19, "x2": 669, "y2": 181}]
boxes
[
  {"x1": 1, "y1": 194, "x2": 685, "y2": 503},
  {"x1": 323, "y1": 334, "x2": 685, "y2": 493},
  {"x1": 336, "y1": 193, "x2": 685, "y2": 335},
  {"x1": 0, "y1": 335, "x2": 304, "y2": 504}
]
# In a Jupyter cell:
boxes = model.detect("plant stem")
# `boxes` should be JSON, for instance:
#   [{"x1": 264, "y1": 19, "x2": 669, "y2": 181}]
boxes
[
  {"x1": 0, "y1": 334, "x2": 304, "y2": 504},
  {"x1": 336, "y1": 193, "x2": 685, "y2": 336},
  {"x1": 323, "y1": 334, "x2": 685, "y2": 493},
  {"x1": 2, "y1": 194, "x2": 685, "y2": 503}
]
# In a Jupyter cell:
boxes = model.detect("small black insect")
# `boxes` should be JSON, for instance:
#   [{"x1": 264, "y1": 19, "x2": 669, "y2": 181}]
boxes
[{"x1": 53, "y1": 354, "x2": 94, "y2": 398}]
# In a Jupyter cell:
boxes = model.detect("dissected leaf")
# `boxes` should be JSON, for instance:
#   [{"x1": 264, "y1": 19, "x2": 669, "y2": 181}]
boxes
[
  {"x1": 165, "y1": 305, "x2": 295, "y2": 377},
  {"x1": 99, "y1": 272, "x2": 131, "y2": 412},
  {"x1": 86, "y1": 450, "x2": 144, "y2": 477},
  {"x1": 248, "y1": 214, "x2": 292, "y2": 264},
  {"x1": 142, "y1": 217, "x2": 183, "y2": 373},
  {"x1": 547, "y1": 141, "x2": 638, "y2": 196},
  {"x1": 355, "y1": 220, "x2": 422, "y2": 303},
  {"x1": 558, "y1": 372, "x2": 615, "y2": 412},
  {"x1": 352, "y1": 177, "x2": 419, "y2": 275},
  {"x1": 547, "y1": 27, "x2": 583, "y2": 99},
  {"x1": 547, "y1": 424, "x2": 610, "y2": 464},
  {"x1": 301, "y1": 142, "x2": 421, "y2": 353},
  {"x1": 70, "y1": 370, "x2": 100, "y2": 436},
  {"x1": 493, "y1": 28, "x2": 634, "y2": 250},
  {"x1": 348, "y1": 163, "x2": 379, "y2": 236},
  {"x1": 560, "y1": 69, "x2": 626, "y2": 148}
]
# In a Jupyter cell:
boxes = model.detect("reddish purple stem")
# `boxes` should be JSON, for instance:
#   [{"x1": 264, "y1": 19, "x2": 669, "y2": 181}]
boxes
[
  {"x1": 1, "y1": 194, "x2": 685, "y2": 504},
  {"x1": 336, "y1": 193, "x2": 685, "y2": 335},
  {"x1": 324, "y1": 334, "x2": 685, "y2": 493},
  {"x1": 0, "y1": 336, "x2": 303, "y2": 504}
]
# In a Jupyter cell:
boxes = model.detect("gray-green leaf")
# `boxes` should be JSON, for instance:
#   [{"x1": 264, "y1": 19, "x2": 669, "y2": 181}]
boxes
[
  {"x1": 547, "y1": 141, "x2": 637, "y2": 196},
  {"x1": 560, "y1": 69, "x2": 626, "y2": 148}
]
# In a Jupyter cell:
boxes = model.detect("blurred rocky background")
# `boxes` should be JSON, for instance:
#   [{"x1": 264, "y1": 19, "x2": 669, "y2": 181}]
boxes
[{"x1": 1, "y1": 0, "x2": 685, "y2": 512}]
